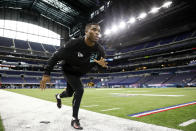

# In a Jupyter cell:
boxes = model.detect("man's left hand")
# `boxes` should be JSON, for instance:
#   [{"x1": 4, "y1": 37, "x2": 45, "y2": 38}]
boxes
[{"x1": 94, "y1": 57, "x2": 108, "y2": 68}]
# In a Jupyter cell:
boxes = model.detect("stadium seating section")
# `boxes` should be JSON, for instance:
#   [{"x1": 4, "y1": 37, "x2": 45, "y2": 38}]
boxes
[{"x1": 0, "y1": 29, "x2": 196, "y2": 88}]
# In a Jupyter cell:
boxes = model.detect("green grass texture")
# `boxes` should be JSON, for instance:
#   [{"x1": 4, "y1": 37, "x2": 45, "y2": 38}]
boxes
[
  {"x1": 0, "y1": 115, "x2": 4, "y2": 131},
  {"x1": 4, "y1": 88, "x2": 196, "y2": 131}
]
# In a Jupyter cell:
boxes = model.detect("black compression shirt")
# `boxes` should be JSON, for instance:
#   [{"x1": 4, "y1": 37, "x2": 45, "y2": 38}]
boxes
[{"x1": 44, "y1": 37, "x2": 106, "y2": 76}]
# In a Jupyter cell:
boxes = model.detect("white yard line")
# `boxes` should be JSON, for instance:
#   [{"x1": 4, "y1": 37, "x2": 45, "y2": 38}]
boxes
[
  {"x1": 101, "y1": 108, "x2": 120, "y2": 112},
  {"x1": 179, "y1": 119, "x2": 196, "y2": 127},
  {"x1": 111, "y1": 93, "x2": 184, "y2": 97},
  {"x1": 125, "y1": 91, "x2": 150, "y2": 92},
  {"x1": 96, "y1": 88, "x2": 123, "y2": 90},
  {"x1": 82, "y1": 105, "x2": 99, "y2": 107},
  {"x1": 0, "y1": 89, "x2": 180, "y2": 131}
]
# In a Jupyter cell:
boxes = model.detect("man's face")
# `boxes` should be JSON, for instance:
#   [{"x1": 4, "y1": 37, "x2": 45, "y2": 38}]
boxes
[{"x1": 85, "y1": 25, "x2": 101, "y2": 42}]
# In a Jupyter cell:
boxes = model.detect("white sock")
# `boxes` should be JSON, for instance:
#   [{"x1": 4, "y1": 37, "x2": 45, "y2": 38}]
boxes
[
  {"x1": 72, "y1": 117, "x2": 76, "y2": 120},
  {"x1": 57, "y1": 94, "x2": 60, "y2": 99}
]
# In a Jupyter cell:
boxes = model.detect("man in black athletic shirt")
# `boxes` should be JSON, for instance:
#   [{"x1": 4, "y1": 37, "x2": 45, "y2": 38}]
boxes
[{"x1": 40, "y1": 23, "x2": 108, "y2": 130}]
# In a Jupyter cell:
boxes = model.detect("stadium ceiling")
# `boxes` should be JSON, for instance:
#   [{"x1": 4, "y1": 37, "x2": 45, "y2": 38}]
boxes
[
  {"x1": 0, "y1": 0, "x2": 108, "y2": 33},
  {"x1": 101, "y1": 0, "x2": 196, "y2": 49},
  {"x1": 0, "y1": 0, "x2": 196, "y2": 45}
]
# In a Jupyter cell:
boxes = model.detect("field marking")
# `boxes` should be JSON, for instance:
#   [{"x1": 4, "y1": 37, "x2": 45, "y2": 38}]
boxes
[
  {"x1": 101, "y1": 108, "x2": 120, "y2": 112},
  {"x1": 111, "y1": 93, "x2": 184, "y2": 97},
  {"x1": 129, "y1": 101, "x2": 196, "y2": 117},
  {"x1": 96, "y1": 89, "x2": 123, "y2": 90},
  {"x1": 0, "y1": 90, "x2": 181, "y2": 131},
  {"x1": 82, "y1": 105, "x2": 99, "y2": 107},
  {"x1": 125, "y1": 91, "x2": 150, "y2": 92},
  {"x1": 179, "y1": 119, "x2": 196, "y2": 127}
]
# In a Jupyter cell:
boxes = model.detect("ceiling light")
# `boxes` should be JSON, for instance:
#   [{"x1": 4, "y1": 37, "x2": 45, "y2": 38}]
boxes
[
  {"x1": 104, "y1": 29, "x2": 111, "y2": 35},
  {"x1": 138, "y1": 12, "x2": 147, "y2": 19},
  {"x1": 162, "y1": 1, "x2": 172, "y2": 8},
  {"x1": 149, "y1": 7, "x2": 160, "y2": 14},
  {"x1": 111, "y1": 25, "x2": 118, "y2": 32},
  {"x1": 119, "y1": 21, "x2": 126, "y2": 29},
  {"x1": 127, "y1": 17, "x2": 136, "y2": 24}
]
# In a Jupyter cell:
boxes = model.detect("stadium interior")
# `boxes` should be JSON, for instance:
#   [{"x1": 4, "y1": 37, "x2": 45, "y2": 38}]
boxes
[{"x1": 0, "y1": 0, "x2": 196, "y2": 89}]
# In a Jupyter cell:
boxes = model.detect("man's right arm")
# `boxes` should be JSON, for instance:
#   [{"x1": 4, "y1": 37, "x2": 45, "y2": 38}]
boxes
[
  {"x1": 44, "y1": 39, "x2": 77, "y2": 75},
  {"x1": 40, "y1": 45, "x2": 67, "y2": 90},
  {"x1": 44, "y1": 47, "x2": 66, "y2": 75}
]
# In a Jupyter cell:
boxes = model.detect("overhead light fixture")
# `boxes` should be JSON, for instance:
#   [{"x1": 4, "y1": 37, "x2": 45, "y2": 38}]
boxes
[
  {"x1": 111, "y1": 25, "x2": 118, "y2": 32},
  {"x1": 138, "y1": 12, "x2": 147, "y2": 19},
  {"x1": 127, "y1": 17, "x2": 136, "y2": 24},
  {"x1": 149, "y1": 7, "x2": 160, "y2": 14},
  {"x1": 119, "y1": 21, "x2": 126, "y2": 29},
  {"x1": 162, "y1": 1, "x2": 172, "y2": 8},
  {"x1": 104, "y1": 29, "x2": 111, "y2": 35}
]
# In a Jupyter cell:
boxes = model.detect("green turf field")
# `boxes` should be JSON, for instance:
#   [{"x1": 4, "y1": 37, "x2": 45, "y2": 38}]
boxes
[
  {"x1": 4, "y1": 88, "x2": 196, "y2": 131},
  {"x1": 0, "y1": 115, "x2": 4, "y2": 131}
]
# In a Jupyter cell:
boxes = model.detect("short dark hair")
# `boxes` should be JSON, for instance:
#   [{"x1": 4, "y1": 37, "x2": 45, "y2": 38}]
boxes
[{"x1": 85, "y1": 23, "x2": 99, "y2": 32}]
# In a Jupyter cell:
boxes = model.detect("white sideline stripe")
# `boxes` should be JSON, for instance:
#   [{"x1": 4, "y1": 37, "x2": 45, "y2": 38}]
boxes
[
  {"x1": 0, "y1": 90, "x2": 180, "y2": 131},
  {"x1": 82, "y1": 105, "x2": 99, "y2": 107},
  {"x1": 96, "y1": 89, "x2": 123, "y2": 90},
  {"x1": 127, "y1": 94, "x2": 184, "y2": 97},
  {"x1": 101, "y1": 108, "x2": 120, "y2": 112},
  {"x1": 179, "y1": 119, "x2": 196, "y2": 127},
  {"x1": 111, "y1": 93, "x2": 184, "y2": 97},
  {"x1": 131, "y1": 102, "x2": 196, "y2": 117},
  {"x1": 125, "y1": 91, "x2": 150, "y2": 92}
]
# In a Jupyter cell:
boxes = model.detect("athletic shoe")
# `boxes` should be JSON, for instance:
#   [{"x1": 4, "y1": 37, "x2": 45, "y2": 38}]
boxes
[
  {"x1": 55, "y1": 94, "x2": 61, "y2": 108},
  {"x1": 71, "y1": 119, "x2": 83, "y2": 130}
]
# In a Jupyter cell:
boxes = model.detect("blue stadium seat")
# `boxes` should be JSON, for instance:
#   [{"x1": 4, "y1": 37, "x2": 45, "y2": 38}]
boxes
[
  {"x1": 42, "y1": 44, "x2": 56, "y2": 53},
  {"x1": 0, "y1": 36, "x2": 13, "y2": 47},
  {"x1": 175, "y1": 32, "x2": 192, "y2": 41},
  {"x1": 25, "y1": 71, "x2": 43, "y2": 76},
  {"x1": 1, "y1": 76, "x2": 24, "y2": 84},
  {"x1": 145, "y1": 41, "x2": 159, "y2": 48},
  {"x1": 159, "y1": 36, "x2": 174, "y2": 45},
  {"x1": 14, "y1": 39, "x2": 29, "y2": 49},
  {"x1": 55, "y1": 46, "x2": 60, "y2": 50},
  {"x1": 24, "y1": 77, "x2": 39, "y2": 84},
  {"x1": 132, "y1": 44, "x2": 146, "y2": 51},
  {"x1": 29, "y1": 42, "x2": 44, "y2": 51}
]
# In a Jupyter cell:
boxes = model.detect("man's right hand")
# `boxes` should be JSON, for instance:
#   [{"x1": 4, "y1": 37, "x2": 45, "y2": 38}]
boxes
[{"x1": 40, "y1": 75, "x2": 51, "y2": 90}]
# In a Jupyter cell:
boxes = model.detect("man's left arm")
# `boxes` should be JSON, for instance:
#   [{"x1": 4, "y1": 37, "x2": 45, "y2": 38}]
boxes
[{"x1": 93, "y1": 45, "x2": 110, "y2": 72}]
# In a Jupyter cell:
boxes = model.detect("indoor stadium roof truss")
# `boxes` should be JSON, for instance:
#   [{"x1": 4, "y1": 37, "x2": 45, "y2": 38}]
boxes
[{"x1": 0, "y1": 0, "x2": 104, "y2": 30}]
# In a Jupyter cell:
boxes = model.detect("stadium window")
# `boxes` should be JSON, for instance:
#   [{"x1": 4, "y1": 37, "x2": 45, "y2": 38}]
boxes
[
  {"x1": 16, "y1": 21, "x2": 25, "y2": 32},
  {"x1": 53, "y1": 38, "x2": 60, "y2": 45},
  {"x1": 27, "y1": 34, "x2": 38, "y2": 42},
  {"x1": 21, "y1": 22, "x2": 28, "y2": 33},
  {"x1": 39, "y1": 27, "x2": 48, "y2": 37},
  {"x1": 27, "y1": 23, "x2": 33, "y2": 34},
  {"x1": 5, "y1": 20, "x2": 14, "y2": 30},
  {"x1": 0, "y1": 19, "x2": 60, "y2": 46},
  {"x1": 48, "y1": 30, "x2": 56, "y2": 38},
  {"x1": 0, "y1": 20, "x2": 4, "y2": 28},
  {"x1": 38, "y1": 36, "x2": 48, "y2": 44},
  {"x1": 16, "y1": 32, "x2": 28, "y2": 41},
  {"x1": 4, "y1": 30, "x2": 16, "y2": 39},
  {"x1": 38, "y1": 36, "x2": 44, "y2": 43},
  {"x1": 32, "y1": 24, "x2": 39, "y2": 35},
  {"x1": 0, "y1": 28, "x2": 3, "y2": 36},
  {"x1": 47, "y1": 37, "x2": 56, "y2": 45}
]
